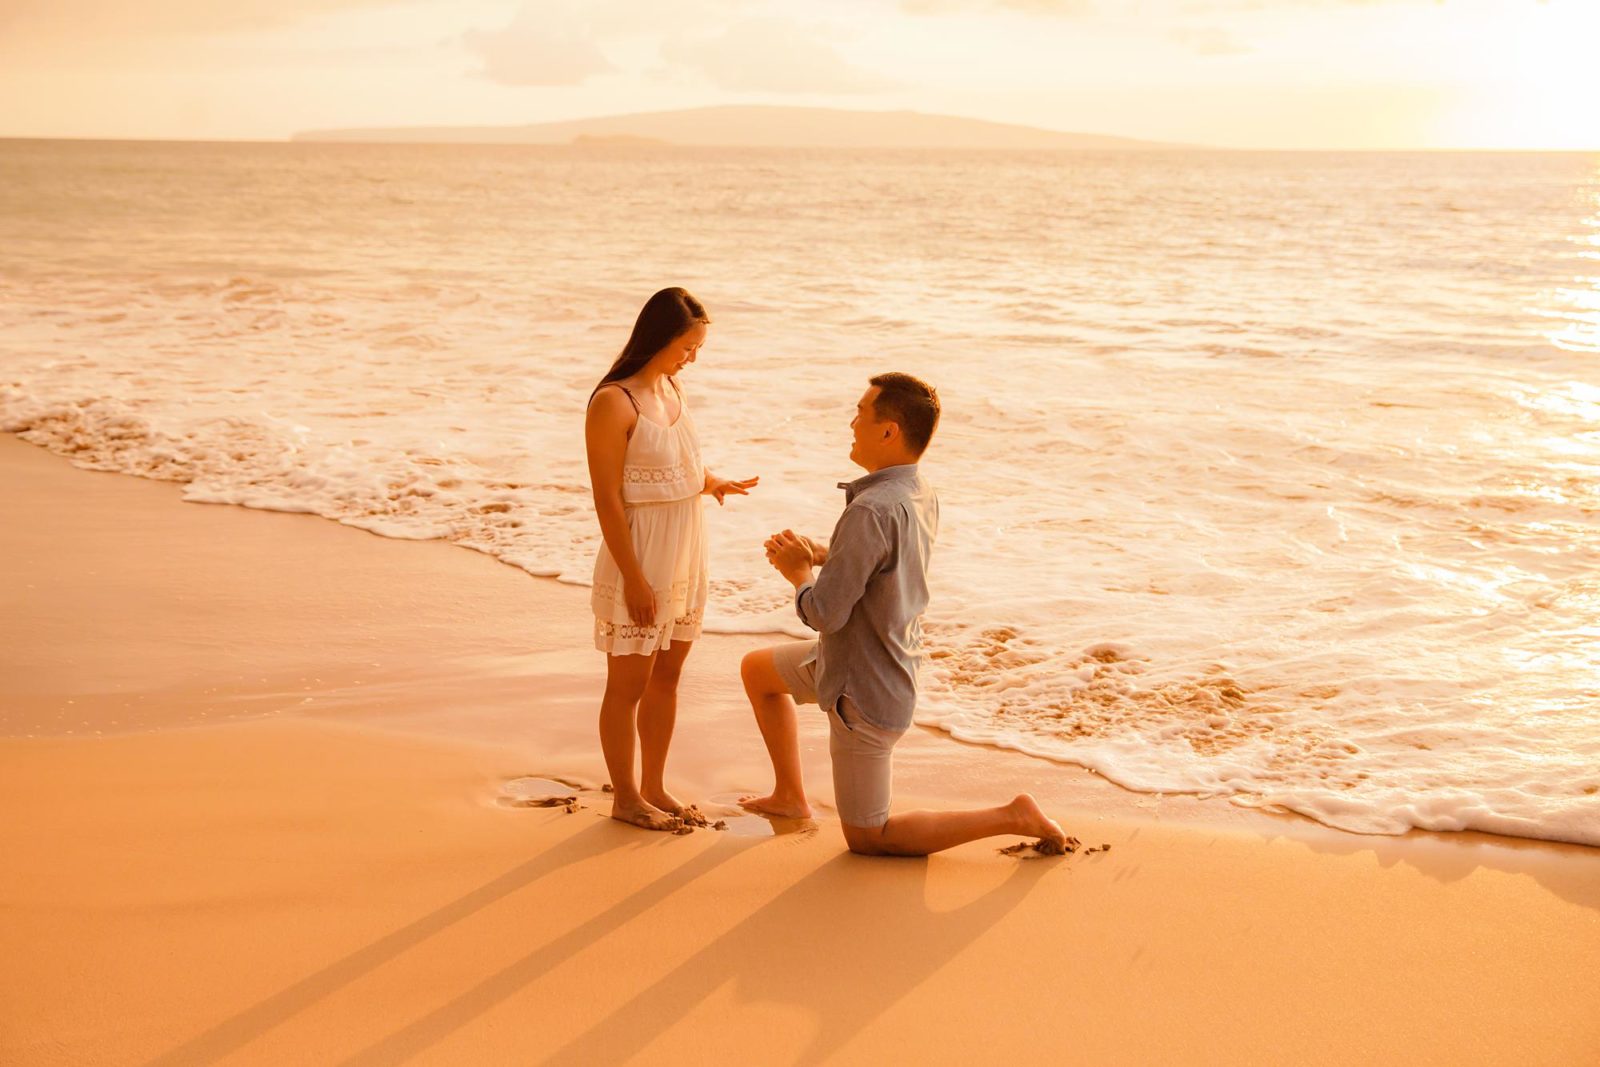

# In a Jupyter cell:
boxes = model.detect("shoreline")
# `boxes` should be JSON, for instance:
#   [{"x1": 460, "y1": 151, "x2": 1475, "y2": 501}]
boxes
[
  {"x1": 3, "y1": 430, "x2": 1596, "y2": 847},
  {"x1": 2, "y1": 429, "x2": 1591, "y2": 848},
  {"x1": 4, "y1": 431, "x2": 1599, "y2": 1064}
]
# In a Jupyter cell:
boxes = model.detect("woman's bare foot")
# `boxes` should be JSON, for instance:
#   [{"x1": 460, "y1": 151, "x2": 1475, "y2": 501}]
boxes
[
  {"x1": 642, "y1": 790, "x2": 719, "y2": 827},
  {"x1": 611, "y1": 799, "x2": 686, "y2": 833},
  {"x1": 738, "y1": 792, "x2": 814, "y2": 819},
  {"x1": 642, "y1": 788, "x2": 688, "y2": 816},
  {"x1": 1008, "y1": 794, "x2": 1067, "y2": 850}
]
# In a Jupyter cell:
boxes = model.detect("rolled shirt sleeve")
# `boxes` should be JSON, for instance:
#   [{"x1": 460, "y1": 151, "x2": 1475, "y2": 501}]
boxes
[{"x1": 795, "y1": 504, "x2": 889, "y2": 634}]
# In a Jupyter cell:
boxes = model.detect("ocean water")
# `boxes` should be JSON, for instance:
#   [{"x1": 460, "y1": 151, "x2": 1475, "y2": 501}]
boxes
[{"x1": 3, "y1": 139, "x2": 1598, "y2": 846}]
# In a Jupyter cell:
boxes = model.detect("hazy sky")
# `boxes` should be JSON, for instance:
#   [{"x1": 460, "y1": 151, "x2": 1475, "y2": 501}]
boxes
[{"x1": 2, "y1": 0, "x2": 1597, "y2": 148}]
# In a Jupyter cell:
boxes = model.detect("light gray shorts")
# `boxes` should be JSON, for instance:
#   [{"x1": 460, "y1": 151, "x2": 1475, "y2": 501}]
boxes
[{"x1": 769, "y1": 640, "x2": 905, "y2": 829}]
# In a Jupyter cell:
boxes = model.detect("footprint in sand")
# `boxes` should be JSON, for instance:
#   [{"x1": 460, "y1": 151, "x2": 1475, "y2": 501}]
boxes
[{"x1": 498, "y1": 776, "x2": 585, "y2": 812}]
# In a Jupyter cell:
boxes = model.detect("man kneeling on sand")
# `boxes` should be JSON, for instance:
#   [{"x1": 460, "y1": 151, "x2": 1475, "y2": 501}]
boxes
[{"x1": 739, "y1": 373, "x2": 1068, "y2": 856}]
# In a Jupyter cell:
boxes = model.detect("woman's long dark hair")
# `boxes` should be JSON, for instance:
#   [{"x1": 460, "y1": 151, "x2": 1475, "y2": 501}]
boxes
[{"x1": 592, "y1": 287, "x2": 709, "y2": 398}]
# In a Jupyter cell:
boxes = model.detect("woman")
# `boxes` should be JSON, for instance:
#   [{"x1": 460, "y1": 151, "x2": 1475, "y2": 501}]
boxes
[{"x1": 586, "y1": 287, "x2": 758, "y2": 832}]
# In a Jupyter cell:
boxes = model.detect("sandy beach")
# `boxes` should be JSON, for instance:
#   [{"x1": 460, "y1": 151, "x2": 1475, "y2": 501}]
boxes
[{"x1": 3, "y1": 432, "x2": 1598, "y2": 1066}]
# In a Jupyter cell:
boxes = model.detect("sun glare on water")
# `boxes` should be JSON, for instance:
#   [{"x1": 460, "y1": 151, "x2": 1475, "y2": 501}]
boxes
[{"x1": 1535, "y1": 178, "x2": 1600, "y2": 354}]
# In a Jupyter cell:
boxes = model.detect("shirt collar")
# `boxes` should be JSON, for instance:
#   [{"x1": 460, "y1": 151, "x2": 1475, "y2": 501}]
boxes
[{"x1": 837, "y1": 463, "x2": 919, "y2": 502}]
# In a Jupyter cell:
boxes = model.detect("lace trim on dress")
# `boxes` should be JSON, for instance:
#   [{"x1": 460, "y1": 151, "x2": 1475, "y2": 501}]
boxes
[
  {"x1": 622, "y1": 462, "x2": 700, "y2": 485},
  {"x1": 595, "y1": 606, "x2": 704, "y2": 641}
]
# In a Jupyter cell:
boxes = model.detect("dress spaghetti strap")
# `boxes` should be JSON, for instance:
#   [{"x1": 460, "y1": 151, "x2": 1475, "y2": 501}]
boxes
[{"x1": 614, "y1": 384, "x2": 641, "y2": 412}]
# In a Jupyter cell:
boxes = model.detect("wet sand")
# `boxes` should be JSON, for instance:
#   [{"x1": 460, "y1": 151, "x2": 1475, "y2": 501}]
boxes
[{"x1": 3, "y1": 433, "x2": 1598, "y2": 1065}]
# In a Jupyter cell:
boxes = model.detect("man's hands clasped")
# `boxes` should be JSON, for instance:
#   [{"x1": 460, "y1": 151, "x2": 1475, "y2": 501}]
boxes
[{"x1": 764, "y1": 530, "x2": 826, "y2": 587}]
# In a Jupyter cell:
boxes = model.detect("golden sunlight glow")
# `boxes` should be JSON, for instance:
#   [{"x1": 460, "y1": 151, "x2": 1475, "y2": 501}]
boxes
[
  {"x1": 1436, "y1": 0, "x2": 1600, "y2": 149},
  {"x1": 2, "y1": 0, "x2": 1600, "y2": 147}
]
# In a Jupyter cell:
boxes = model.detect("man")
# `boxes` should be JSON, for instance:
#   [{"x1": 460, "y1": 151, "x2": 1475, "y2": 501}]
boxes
[{"x1": 739, "y1": 373, "x2": 1067, "y2": 856}]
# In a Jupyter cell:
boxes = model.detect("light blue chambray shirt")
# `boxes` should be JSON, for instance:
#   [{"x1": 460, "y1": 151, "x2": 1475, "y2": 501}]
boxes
[{"x1": 794, "y1": 463, "x2": 939, "y2": 732}]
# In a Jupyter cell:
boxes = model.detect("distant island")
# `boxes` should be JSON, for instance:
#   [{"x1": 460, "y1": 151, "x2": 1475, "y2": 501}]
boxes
[
  {"x1": 568, "y1": 134, "x2": 670, "y2": 148},
  {"x1": 292, "y1": 105, "x2": 1184, "y2": 150}
]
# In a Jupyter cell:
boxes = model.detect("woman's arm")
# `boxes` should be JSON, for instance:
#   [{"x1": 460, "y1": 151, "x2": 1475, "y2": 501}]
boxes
[{"x1": 585, "y1": 389, "x2": 655, "y2": 625}]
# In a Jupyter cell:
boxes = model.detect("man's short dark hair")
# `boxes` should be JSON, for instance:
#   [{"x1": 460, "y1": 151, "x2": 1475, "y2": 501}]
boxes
[{"x1": 869, "y1": 372, "x2": 940, "y2": 457}]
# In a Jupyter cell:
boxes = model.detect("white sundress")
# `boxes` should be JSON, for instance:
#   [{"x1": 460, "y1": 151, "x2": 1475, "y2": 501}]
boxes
[{"x1": 591, "y1": 382, "x2": 709, "y2": 656}]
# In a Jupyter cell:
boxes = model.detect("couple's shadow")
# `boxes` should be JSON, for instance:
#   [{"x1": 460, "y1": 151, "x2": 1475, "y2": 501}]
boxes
[
  {"x1": 147, "y1": 822, "x2": 1052, "y2": 1067},
  {"x1": 335, "y1": 837, "x2": 1051, "y2": 1067},
  {"x1": 534, "y1": 848, "x2": 1051, "y2": 1066}
]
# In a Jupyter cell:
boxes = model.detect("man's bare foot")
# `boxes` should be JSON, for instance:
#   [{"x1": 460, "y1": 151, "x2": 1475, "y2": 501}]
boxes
[
  {"x1": 611, "y1": 799, "x2": 686, "y2": 833},
  {"x1": 738, "y1": 792, "x2": 814, "y2": 819},
  {"x1": 1008, "y1": 794, "x2": 1067, "y2": 850}
]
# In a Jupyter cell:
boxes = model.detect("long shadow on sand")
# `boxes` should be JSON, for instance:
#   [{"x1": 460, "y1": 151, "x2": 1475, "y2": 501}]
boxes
[
  {"x1": 338, "y1": 850, "x2": 1053, "y2": 1067},
  {"x1": 143, "y1": 821, "x2": 732, "y2": 1067}
]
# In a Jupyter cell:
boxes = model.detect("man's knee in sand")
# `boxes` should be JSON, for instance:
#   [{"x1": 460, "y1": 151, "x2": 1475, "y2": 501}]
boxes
[{"x1": 840, "y1": 821, "x2": 893, "y2": 856}]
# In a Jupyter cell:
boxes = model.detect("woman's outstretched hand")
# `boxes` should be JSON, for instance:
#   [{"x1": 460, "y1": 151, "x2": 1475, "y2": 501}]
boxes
[
  {"x1": 622, "y1": 573, "x2": 658, "y2": 626},
  {"x1": 706, "y1": 474, "x2": 759, "y2": 505}
]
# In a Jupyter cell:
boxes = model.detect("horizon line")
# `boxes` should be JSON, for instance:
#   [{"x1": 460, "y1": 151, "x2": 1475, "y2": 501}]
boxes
[{"x1": 3, "y1": 135, "x2": 1598, "y2": 153}]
